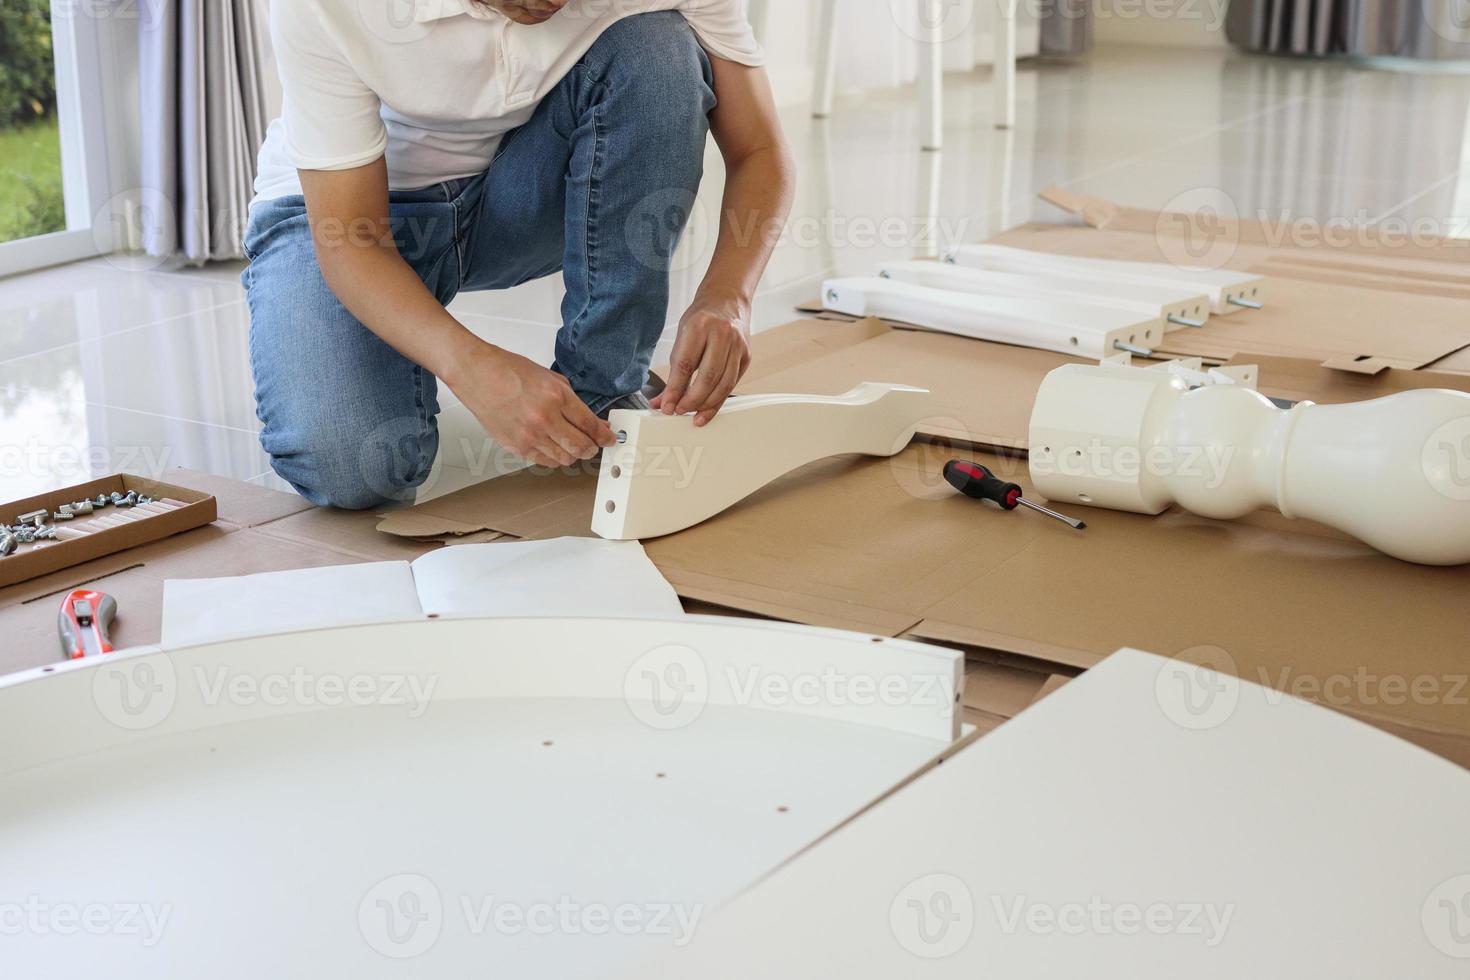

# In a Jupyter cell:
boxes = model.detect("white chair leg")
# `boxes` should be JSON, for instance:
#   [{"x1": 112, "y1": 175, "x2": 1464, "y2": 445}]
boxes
[
  {"x1": 916, "y1": 149, "x2": 944, "y2": 258},
  {"x1": 994, "y1": 0, "x2": 1017, "y2": 129},
  {"x1": 918, "y1": 0, "x2": 944, "y2": 151},
  {"x1": 813, "y1": 0, "x2": 839, "y2": 118}
]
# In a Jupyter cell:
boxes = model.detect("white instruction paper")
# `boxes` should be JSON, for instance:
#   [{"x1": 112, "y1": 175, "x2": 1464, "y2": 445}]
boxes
[
  {"x1": 161, "y1": 538, "x2": 683, "y2": 647},
  {"x1": 161, "y1": 562, "x2": 422, "y2": 648},
  {"x1": 408, "y1": 538, "x2": 682, "y2": 619}
]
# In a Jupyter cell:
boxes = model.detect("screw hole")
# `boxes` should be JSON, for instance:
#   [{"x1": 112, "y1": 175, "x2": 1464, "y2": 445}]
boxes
[
  {"x1": 542, "y1": 740, "x2": 554, "y2": 747},
  {"x1": 610, "y1": 465, "x2": 622, "y2": 479},
  {"x1": 776, "y1": 806, "x2": 789, "y2": 813},
  {"x1": 616, "y1": 430, "x2": 628, "y2": 445},
  {"x1": 1079, "y1": 493, "x2": 1093, "y2": 503},
  {"x1": 656, "y1": 772, "x2": 666, "y2": 779},
  {"x1": 605, "y1": 501, "x2": 616, "y2": 513},
  {"x1": 1069, "y1": 337, "x2": 1079, "y2": 347}
]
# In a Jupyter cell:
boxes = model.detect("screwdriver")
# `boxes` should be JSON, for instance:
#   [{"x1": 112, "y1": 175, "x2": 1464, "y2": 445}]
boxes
[{"x1": 943, "y1": 460, "x2": 1087, "y2": 530}]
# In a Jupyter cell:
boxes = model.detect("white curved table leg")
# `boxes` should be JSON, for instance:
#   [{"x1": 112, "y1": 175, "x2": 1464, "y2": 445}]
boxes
[{"x1": 593, "y1": 383, "x2": 932, "y2": 541}]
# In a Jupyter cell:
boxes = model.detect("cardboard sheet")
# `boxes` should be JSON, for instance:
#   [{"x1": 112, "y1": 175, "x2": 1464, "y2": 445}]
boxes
[
  {"x1": 401, "y1": 438, "x2": 1470, "y2": 765},
  {"x1": 1234, "y1": 354, "x2": 1470, "y2": 405}
]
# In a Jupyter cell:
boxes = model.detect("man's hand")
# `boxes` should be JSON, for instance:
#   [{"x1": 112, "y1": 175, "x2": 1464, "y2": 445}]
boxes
[
  {"x1": 651, "y1": 295, "x2": 752, "y2": 427},
  {"x1": 481, "y1": 0, "x2": 569, "y2": 25},
  {"x1": 447, "y1": 343, "x2": 615, "y2": 468}
]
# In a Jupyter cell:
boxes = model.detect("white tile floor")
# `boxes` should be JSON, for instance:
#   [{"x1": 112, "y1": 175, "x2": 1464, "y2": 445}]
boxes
[{"x1": 4, "y1": 44, "x2": 1470, "y2": 503}]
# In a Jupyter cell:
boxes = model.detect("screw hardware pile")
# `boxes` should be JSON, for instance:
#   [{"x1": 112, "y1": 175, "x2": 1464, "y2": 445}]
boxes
[{"x1": 0, "y1": 492, "x2": 184, "y2": 558}]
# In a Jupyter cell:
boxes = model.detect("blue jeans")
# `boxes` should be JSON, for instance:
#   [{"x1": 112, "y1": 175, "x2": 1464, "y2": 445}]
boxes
[{"x1": 243, "y1": 12, "x2": 715, "y2": 509}]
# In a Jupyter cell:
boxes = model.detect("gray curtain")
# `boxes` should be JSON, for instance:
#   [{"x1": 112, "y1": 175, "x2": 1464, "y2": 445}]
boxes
[
  {"x1": 139, "y1": 0, "x2": 269, "y2": 263},
  {"x1": 1041, "y1": 0, "x2": 1093, "y2": 55},
  {"x1": 1227, "y1": 0, "x2": 1470, "y2": 57}
]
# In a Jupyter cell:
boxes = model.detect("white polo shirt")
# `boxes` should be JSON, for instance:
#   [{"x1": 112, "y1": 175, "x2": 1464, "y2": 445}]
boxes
[{"x1": 252, "y1": 0, "x2": 763, "y2": 204}]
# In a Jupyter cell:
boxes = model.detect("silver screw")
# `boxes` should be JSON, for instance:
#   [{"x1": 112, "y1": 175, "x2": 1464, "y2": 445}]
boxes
[{"x1": 0, "y1": 532, "x2": 15, "y2": 557}]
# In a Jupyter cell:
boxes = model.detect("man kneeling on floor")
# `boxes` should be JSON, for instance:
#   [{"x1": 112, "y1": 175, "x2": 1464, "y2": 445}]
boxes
[{"x1": 244, "y1": 0, "x2": 795, "y2": 508}]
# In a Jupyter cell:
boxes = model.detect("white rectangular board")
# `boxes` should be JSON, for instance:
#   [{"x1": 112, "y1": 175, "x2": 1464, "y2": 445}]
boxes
[
  {"x1": 948, "y1": 243, "x2": 1267, "y2": 315},
  {"x1": 629, "y1": 648, "x2": 1470, "y2": 978}
]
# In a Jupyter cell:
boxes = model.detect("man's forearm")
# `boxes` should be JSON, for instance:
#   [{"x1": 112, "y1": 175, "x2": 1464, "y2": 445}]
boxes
[
  {"x1": 699, "y1": 145, "x2": 796, "y2": 304},
  {"x1": 315, "y1": 242, "x2": 484, "y2": 390}
]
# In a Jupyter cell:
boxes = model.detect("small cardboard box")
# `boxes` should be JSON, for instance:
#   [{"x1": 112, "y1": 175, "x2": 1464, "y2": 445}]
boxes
[{"x1": 0, "y1": 475, "x2": 217, "y2": 589}]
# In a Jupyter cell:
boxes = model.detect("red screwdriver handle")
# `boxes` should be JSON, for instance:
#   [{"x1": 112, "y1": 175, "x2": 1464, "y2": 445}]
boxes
[{"x1": 944, "y1": 460, "x2": 1023, "y2": 511}]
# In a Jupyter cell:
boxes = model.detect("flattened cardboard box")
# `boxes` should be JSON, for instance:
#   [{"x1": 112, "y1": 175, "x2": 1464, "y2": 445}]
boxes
[{"x1": 386, "y1": 438, "x2": 1470, "y2": 767}]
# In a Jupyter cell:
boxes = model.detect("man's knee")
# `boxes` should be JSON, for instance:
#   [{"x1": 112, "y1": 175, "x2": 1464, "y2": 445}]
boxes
[
  {"x1": 591, "y1": 12, "x2": 714, "y2": 109},
  {"x1": 265, "y1": 413, "x2": 439, "y2": 511}
]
